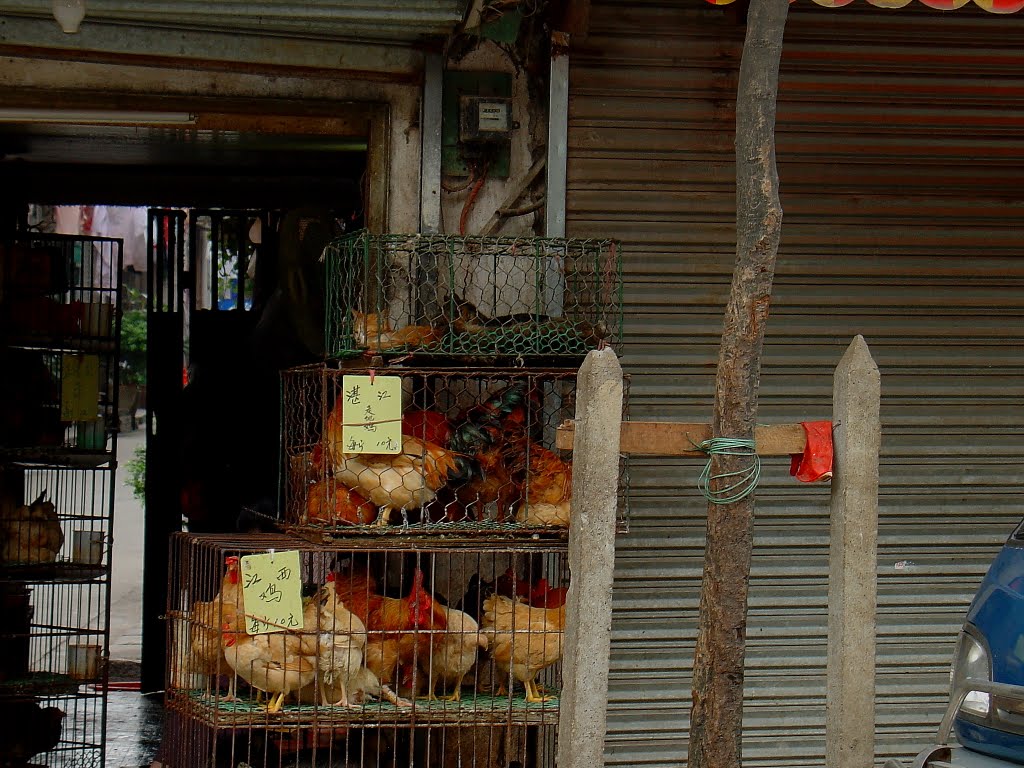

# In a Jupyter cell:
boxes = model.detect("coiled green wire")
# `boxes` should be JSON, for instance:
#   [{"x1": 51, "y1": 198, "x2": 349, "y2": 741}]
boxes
[{"x1": 694, "y1": 437, "x2": 761, "y2": 505}]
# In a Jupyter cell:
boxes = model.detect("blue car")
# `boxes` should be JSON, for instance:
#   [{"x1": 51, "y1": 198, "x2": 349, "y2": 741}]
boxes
[{"x1": 906, "y1": 520, "x2": 1024, "y2": 767}]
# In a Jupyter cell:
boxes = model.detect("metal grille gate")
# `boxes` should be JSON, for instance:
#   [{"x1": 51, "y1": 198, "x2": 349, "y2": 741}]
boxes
[{"x1": 567, "y1": 4, "x2": 1024, "y2": 766}]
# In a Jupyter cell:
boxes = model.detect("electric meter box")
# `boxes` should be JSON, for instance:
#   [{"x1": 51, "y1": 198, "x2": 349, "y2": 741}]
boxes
[{"x1": 458, "y1": 96, "x2": 514, "y2": 143}]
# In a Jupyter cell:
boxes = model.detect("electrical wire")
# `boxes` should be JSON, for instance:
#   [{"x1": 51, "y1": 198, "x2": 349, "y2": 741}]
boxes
[
  {"x1": 693, "y1": 437, "x2": 761, "y2": 505},
  {"x1": 459, "y1": 163, "x2": 489, "y2": 235}
]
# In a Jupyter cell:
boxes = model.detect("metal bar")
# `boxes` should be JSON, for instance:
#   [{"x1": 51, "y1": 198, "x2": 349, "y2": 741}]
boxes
[
  {"x1": 556, "y1": 420, "x2": 809, "y2": 456},
  {"x1": 419, "y1": 51, "x2": 443, "y2": 236},
  {"x1": 236, "y1": 214, "x2": 247, "y2": 311},
  {"x1": 210, "y1": 214, "x2": 219, "y2": 310},
  {"x1": 545, "y1": 34, "x2": 570, "y2": 239}
]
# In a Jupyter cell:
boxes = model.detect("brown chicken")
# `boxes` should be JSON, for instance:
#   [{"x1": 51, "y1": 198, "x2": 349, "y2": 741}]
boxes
[
  {"x1": 331, "y1": 567, "x2": 447, "y2": 686},
  {"x1": 304, "y1": 480, "x2": 377, "y2": 526},
  {"x1": 514, "y1": 445, "x2": 572, "y2": 527},
  {"x1": 325, "y1": 397, "x2": 458, "y2": 525},
  {"x1": 0, "y1": 491, "x2": 63, "y2": 564},
  {"x1": 482, "y1": 594, "x2": 566, "y2": 703},
  {"x1": 189, "y1": 599, "x2": 241, "y2": 699},
  {"x1": 187, "y1": 556, "x2": 244, "y2": 699},
  {"x1": 221, "y1": 596, "x2": 319, "y2": 713},
  {"x1": 420, "y1": 603, "x2": 488, "y2": 701},
  {"x1": 0, "y1": 701, "x2": 65, "y2": 767},
  {"x1": 352, "y1": 310, "x2": 442, "y2": 352}
]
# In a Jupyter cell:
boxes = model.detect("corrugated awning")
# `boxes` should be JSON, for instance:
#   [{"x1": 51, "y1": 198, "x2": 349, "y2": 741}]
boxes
[{"x1": 704, "y1": 0, "x2": 1023, "y2": 11}]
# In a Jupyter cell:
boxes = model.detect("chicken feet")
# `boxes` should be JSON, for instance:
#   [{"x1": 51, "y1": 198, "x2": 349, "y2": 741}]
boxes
[{"x1": 524, "y1": 679, "x2": 553, "y2": 703}]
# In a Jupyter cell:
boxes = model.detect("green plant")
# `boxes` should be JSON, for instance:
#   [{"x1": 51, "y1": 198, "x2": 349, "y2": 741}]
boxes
[
  {"x1": 120, "y1": 299, "x2": 147, "y2": 387},
  {"x1": 126, "y1": 445, "x2": 145, "y2": 505}
]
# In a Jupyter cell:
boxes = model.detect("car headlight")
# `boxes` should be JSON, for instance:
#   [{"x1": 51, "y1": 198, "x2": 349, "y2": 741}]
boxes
[{"x1": 952, "y1": 629, "x2": 992, "y2": 718}]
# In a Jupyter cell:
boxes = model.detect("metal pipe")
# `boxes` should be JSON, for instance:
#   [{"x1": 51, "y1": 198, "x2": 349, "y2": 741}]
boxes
[
  {"x1": 420, "y1": 52, "x2": 443, "y2": 236},
  {"x1": 545, "y1": 35, "x2": 569, "y2": 239}
]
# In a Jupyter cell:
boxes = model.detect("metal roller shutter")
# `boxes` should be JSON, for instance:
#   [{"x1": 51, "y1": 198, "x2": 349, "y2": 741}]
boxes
[{"x1": 567, "y1": 4, "x2": 1024, "y2": 766}]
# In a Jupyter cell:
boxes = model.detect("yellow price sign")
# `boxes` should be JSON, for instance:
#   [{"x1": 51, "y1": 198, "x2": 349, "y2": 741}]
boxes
[
  {"x1": 341, "y1": 375, "x2": 402, "y2": 455},
  {"x1": 239, "y1": 551, "x2": 304, "y2": 635},
  {"x1": 61, "y1": 354, "x2": 100, "y2": 422}
]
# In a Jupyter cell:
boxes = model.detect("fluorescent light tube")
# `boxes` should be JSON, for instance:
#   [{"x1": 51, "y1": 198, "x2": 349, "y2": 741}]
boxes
[{"x1": 0, "y1": 109, "x2": 197, "y2": 125}]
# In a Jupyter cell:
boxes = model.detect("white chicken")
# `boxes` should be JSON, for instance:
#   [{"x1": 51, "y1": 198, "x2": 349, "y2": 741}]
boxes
[{"x1": 294, "y1": 576, "x2": 410, "y2": 708}]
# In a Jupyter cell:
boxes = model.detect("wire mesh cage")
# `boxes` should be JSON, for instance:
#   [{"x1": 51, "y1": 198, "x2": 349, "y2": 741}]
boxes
[
  {"x1": 323, "y1": 231, "x2": 622, "y2": 360},
  {"x1": 281, "y1": 364, "x2": 629, "y2": 536},
  {"x1": 164, "y1": 533, "x2": 564, "y2": 768},
  {"x1": 0, "y1": 233, "x2": 123, "y2": 463},
  {"x1": 0, "y1": 465, "x2": 112, "y2": 768}
]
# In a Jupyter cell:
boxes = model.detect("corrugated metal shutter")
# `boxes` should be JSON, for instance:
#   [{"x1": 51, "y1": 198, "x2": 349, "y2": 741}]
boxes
[{"x1": 567, "y1": 4, "x2": 1024, "y2": 766}]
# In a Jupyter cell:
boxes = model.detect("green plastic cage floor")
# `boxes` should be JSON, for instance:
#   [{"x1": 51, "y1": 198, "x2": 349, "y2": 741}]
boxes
[{"x1": 177, "y1": 690, "x2": 560, "y2": 727}]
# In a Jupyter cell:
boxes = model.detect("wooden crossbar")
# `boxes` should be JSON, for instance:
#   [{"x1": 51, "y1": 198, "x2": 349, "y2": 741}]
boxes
[{"x1": 555, "y1": 420, "x2": 806, "y2": 457}]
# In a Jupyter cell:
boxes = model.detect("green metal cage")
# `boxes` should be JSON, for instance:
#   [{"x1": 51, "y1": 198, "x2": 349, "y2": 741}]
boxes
[{"x1": 323, "y1": 231, "x2": 622, "y2": 360}]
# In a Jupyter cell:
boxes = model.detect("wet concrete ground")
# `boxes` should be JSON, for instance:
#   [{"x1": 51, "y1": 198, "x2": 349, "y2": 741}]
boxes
[{"x1": 105, "y1": 690, "x2": 163, "y2": 768}]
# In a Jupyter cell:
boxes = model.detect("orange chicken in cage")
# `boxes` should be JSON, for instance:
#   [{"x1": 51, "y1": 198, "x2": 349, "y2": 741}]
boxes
[
  {"x1": 324, "y1": 396, "x2": 459, "y2": 526},
  {"x1": 482, "y1": 589, "x2": 567, "y2": 703}
]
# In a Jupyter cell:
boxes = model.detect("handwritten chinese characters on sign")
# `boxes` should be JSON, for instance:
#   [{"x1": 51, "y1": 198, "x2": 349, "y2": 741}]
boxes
[
  {"x1": 61, "y1": 354, "x2": 100, "y2": 422},
  {"x1": 341, "y1": 375, "x2": 402, "y2": 455},
  {"x1": 240, "y1": 550, "x2": 304, "y2": 635}
]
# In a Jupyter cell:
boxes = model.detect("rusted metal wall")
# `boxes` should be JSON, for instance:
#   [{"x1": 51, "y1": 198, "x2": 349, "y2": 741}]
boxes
[{"x1": 568, "y1": 4, "x2": 1024, "y2": 766}]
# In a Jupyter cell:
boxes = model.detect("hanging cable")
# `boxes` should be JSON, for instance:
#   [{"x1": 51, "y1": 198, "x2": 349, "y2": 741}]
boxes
[
  {"x1": 693, "y1": 437, "x2": 761, "y2": 505},
  {"x1": 459, "y1": 163, "x2": 489, "y2": 235}
]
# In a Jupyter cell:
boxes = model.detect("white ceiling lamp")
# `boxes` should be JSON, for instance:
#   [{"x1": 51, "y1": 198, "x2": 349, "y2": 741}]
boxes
[
  {"x1": 0, "y1": 109, "x2": 197, "y2": 125},
  {"x1": 52, "y1": 0, "x2": 86, "y2": 34}
]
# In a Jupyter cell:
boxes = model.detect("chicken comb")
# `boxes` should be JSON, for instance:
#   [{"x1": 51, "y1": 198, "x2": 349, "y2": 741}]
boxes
[{"x1": 326, "y1": 572, "x2": 336, "y2": 583}]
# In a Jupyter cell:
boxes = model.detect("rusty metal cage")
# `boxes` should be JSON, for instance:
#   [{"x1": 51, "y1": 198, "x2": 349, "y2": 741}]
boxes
[
  {"x1": 323, "y1": 231, "x2": 622, "y2": 361},
  {"x1": 163, "y1": 533, "x2": 564, "y2": 768},
  {"x1": 280, "y1": 364, "x2": 629, "y2": 536},
  {"x1": 0, "y1": 233, "x2": 123, "y2": 464},
  {"x1": 0, "y1": 464, "x2": 113, "y2": 768}
]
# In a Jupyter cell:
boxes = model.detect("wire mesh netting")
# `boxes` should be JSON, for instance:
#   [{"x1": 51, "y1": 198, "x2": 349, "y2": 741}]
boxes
[
  {"x1": 164, "y1": 533, "x2": 563, "y2": 768},
  {"x1": 0, "y1": 233, "x2": 123, "y2": 463},
  {"x1": 281, "y1": 364, "x2": 629, "y2": 536},
  {"x1": 0, "y1": 465, "x2": 112, "y2": 768},
  {"x1": 323, "y1": 232, "x2": 622, "y2": 360}
]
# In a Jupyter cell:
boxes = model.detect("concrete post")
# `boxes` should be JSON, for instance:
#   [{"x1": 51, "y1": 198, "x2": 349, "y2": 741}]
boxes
[
  {"x1": 826, "y1": 335, "x2": 881, "y2": 768},
  {"x1": 556, "y1": 348, "x2": 623, "y2": 768}
]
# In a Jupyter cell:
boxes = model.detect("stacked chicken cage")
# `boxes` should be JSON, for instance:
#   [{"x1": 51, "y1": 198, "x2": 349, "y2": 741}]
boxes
[
  {"x1": 163, "y1": 231, "x2": 622, "y2": 768},
  {"x1": 164, "y1": 533, "x2": 565, "y2": 767},
  {"x1": 0, "y1": 233, "x2": 123, "y2": 767}
]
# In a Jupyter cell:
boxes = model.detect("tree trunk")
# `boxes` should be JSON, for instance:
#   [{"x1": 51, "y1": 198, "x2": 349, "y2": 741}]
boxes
[{"x1": 687, "y1": 0, "x2": 790, "y2": 766}]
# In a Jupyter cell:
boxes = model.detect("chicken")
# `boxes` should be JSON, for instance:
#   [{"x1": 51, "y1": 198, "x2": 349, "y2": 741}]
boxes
[
  {"x1": 221, "y1": 597, "x2": 318, "y2": 713},
  {"x1": 352, "y1": 310, "x2": 442, "y2": 352},
  {"x1": 0, "y1": 491, "x2": 63, "y2": 564},
  {"x1": 526, "y1": 578, "x2": 570, "y2": 609},
  {"x1": 447, "y1": 295, "x2": 610, "y2": 348},
  {"x1": 514, "y1": 446, "x2": 572, "y2": 527},
  {"x1": 482, "y1": 594, "x2": 566, "y2": 703},
  {"x1": 402, "y1": 409, "x2": 451, "y2": 446},
  {"x1": 189, "y1": 598, "x2": 242, "y2": 700},
  {"x1": 304, "y1": 480, "x2": 376, "y2": 526},
  {"x1": 331, "y1": 567, "x2": 448, "y2": 686},
  {"x1": 308, "y1": 575, "x2": 368, "y2": 707},
  {"x1": 420, "y1": 603, "x2": 488, "y2": 701},
  {"x1": 325, "y1": 397, "x2": 458, "y2": 525},
  {"x1": 446, "y1": 385, "x2": 535, "y2": 521},
  {"x1": 495, "y1": 566, "x2": 532, "y2": 601},
  {"x1": 0, "y1": 701, "x2": 64, "y2": 767}
]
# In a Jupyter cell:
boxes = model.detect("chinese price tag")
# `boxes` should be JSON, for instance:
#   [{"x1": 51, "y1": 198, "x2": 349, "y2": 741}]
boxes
[
  {"x1": 240, "y1": 550, "x2": 304, "y2": 635},
  {"x1": 341, "y1": 374, "x2": 402, "y2": 455},
  {"x1": 61, "y1": 354, "x2": 100, "y2": 422}
]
